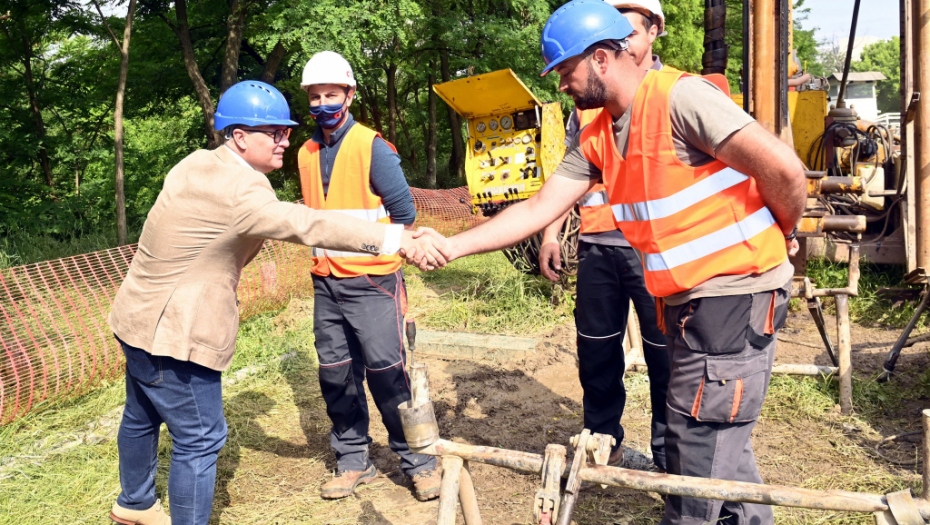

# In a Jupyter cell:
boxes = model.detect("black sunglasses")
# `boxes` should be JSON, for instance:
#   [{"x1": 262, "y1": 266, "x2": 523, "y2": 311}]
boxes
[{"x1": 240, "y1": 127, "x2": 292, "y2": 143}]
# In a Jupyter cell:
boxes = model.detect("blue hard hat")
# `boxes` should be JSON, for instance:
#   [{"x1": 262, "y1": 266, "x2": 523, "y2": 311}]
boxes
[
  {"x1": 214, "y1": 80, "x2": 298, "y2": 130},
  {"x1": 540, "y1": 0, "x2": 634, "y2": 77}
]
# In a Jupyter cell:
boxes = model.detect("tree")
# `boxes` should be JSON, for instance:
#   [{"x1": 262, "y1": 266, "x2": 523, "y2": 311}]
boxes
[
  {"x1": 93, "y1": 0, "x2": 138, "y2": 246},
  {"x1": 792, "y1": 0, "x2": 821, "y2": 77},
  {"x1": 852, "y1": 37, "x2": 900, "y2": 114}
]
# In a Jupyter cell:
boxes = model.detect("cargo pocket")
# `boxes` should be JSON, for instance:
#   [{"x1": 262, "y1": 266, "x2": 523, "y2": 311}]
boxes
[
  {"x1": 191, "y1": 284, "x2": 239, "y2": 350},
  {"x1": 678, "y1": 294, "x2": 752, "y2": 355},
  {"x1": 746, "y1": 288, "x2": 791, "y2": 350},
  {"x1": 691, "y1": 353, "x2": 769, "y2": 423}
]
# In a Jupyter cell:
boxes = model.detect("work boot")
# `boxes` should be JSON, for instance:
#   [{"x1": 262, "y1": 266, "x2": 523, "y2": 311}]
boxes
[
  {"x1": 110, "y1": 499, "x2": 171, "y2": 525},
  {"x1": 321, "y1": 464, "x2": 378, "y2": 499},
  {"x1": 609, "y1": 446, "x2": 663, "y2": 472},
  {"x1": 411, "y1": 467, "x2": 442, "y2": 501}
]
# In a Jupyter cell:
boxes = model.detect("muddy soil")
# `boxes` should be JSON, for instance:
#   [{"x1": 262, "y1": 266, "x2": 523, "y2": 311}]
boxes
[{"x1": 218, "y1": 302, "x2": 930, "y2": 525}]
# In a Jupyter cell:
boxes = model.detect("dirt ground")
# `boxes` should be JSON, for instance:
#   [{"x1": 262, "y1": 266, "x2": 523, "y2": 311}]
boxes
[{"x1": 212, "y1": 302, "x2": 930, "y2": 525}]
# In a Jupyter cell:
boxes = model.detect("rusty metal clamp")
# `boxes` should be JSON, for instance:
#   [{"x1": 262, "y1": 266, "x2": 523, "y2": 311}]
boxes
[
  {"x1": 534, "y1": 444, "x2": 566, "y2": 525},
  {"x1": 553, "y1": 430, "x2": 592, "y2": 525},
  {"x1": 585, "y1": 432, "x2": 616, "y2": 489}
]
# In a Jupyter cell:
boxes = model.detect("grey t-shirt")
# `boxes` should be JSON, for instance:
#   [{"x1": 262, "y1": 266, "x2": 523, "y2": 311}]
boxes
[{"x1": 556, "y1": 75, "x2": 793, "y2": 302}]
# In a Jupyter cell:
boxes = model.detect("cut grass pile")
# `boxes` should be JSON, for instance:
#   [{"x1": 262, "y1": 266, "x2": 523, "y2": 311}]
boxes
[{"x1": 406, "y1": 251, "x2": 573, "y2": 335}]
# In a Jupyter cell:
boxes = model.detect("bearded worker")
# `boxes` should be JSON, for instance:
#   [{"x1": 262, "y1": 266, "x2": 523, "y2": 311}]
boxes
[
  {"x1": 538, "y1": 0, "x2": 671, "y2": 473},
  {"x1": 418, "y1": 1, "x2": 806, "y2": 523}
]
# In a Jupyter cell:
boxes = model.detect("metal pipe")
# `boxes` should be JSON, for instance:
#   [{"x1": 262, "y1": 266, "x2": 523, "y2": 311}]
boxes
[
  {"x1": 836, "y1": 294, "x2": 853, "y2": 415},
  {"x1": 820, "y1": 176, "x2": 864, "y2": 194},
  {"x1": 880, "y1": 286, "x2": 930, "y2": 381},
  {"x1": 923, "y1": 409, "x2": 930, "y2": 500},
  {"x1": 771, "y1": 364, "x2": 838, "y2": 377},
  {"x1": 458, "y1": 461, "x2": 483, "y2": 525},
  {"x1": 836, "y1": 0, "x2": 862, "y2": 108},
  {"x1": 918, "y1": 0, "x2": 930, "y2": 269},
  {"x1": 752, "y1": 0, "x2": 776, "y2": 132},
  {"x1": 412, "y1": 439, "x2": 930, "y2": 518},
  {"x1": 438, "y1": 455, "x2": 463, "y2": 525},
  {"x1": 822, "y1": 215, "x2": 867, "y2": 233}
]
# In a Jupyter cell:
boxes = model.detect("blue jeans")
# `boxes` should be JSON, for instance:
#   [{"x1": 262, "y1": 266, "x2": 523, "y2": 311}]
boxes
[{"x1": 116, "y1": 339, "x2": 227, "y2": 525}]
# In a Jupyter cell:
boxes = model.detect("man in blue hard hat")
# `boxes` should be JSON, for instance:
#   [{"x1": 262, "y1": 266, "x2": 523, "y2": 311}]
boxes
[
  {"x1": 413, "y1": 1, "x2": 807, "y2": 524},
  {"x1": 107, "y1": 81, "x2": 445, "y2": 525},
  {"x1": 538, "y1": 0, "x2": 670, "y2": 474}
]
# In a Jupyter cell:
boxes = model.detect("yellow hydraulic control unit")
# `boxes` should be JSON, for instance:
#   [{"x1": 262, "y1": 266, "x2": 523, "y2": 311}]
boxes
[{"x1": 433, "y1": 69, "x2": 566, "y2": 216}]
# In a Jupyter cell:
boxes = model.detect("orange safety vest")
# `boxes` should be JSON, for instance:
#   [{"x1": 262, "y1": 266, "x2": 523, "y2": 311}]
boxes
[
  {"x1": 298, "y1": 124, "x2": 402, "y2": 278},
  {"x1": 575, "y1": 109, "x2": 616, "y2": 234},
  {"x1": 580, "y1": 67, "x2": 787, "y2": 297}
]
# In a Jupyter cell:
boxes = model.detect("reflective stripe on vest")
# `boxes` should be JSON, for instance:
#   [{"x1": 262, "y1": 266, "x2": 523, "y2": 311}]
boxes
[
  {"x1": 298, "y1": 124, "x2": 402, "y2": 278},
  {"x1": 579, "y1": 67, "x2": 787, "y2": 297},
  {"x1": 578, "y1": 184, "x2": 616, "y2": 234}
]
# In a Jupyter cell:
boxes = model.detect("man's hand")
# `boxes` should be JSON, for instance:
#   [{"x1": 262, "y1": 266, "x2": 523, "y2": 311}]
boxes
[
  {"x1": 786, "y1": 238, "x2": 799, "y2": 257},
  {"x1": 539, "y1": 241, "x2": 562, "y2": 282},
  {"x1": 400, "y1": 227, "x2": 448, "y2": 270}
]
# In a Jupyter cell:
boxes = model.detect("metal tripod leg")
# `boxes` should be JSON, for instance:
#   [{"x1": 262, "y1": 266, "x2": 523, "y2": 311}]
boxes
[
  {"x1": 879, "y1": 286, "x2": 930, "y2": 382},
  {"x1": 808, "y1": 296, "x2": 839, "y2": 366}
]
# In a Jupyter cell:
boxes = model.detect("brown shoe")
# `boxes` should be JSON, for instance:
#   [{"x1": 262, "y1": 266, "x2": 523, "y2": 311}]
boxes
[
  {"x1": 110, "y1": 499, "x2": 171, "y2": 525},
  {"x1": 411, "y1": 467, "x2": 442, "y2": 501},
  {"x1": 321, "y1": 464, "x2": 378, "y2": 499}
]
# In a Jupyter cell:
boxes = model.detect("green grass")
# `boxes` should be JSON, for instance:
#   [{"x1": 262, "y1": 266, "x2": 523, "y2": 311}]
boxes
[
  {"x1": 0, "y1": 230, "x2": 141, "y2": 270},
  {"x1": 0, "y1": 306, "x2": 312, "y2": 524},
  {"x1": 406, "y1": 251, "x2": 572, "y2": 336},
  {"x1": 805, "y1": 258, "x2": 923, "y2": 329}
]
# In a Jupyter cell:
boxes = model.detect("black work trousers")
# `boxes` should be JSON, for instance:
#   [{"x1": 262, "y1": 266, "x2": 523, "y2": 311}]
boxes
[
  {"x1": 313, "y1": 269, "x2": 436, "y2": 476},
  {"x1": 574, "y1": 242, "x2": 670, "y2": 469}
]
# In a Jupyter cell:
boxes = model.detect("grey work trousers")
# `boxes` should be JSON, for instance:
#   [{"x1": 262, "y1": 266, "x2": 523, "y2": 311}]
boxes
[
  {"x1": 660, "y1": 283, "x2": 790, "y2": 525},
  {"x1": 313, "y1": 270, "x2": 436, "y2": 476}
]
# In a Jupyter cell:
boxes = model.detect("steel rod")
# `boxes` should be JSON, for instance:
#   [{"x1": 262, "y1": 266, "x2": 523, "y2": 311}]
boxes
[
  {"x1": 881, "y1": 286, "x2": 930, "y2": 380},
  {"x1": 438, "y1": 455, "x2": 463, "y2": 525},
  {"x1": 918, "y1": 0, "x2": 930, "y2": 268},
  {"x1": 836, "y1": 0, "x2": 862, "y2": 107},
  {"x1": 771, "y1": 364, "x2": 838, "y2": 377},
  {"x1": 923, "y1": 409, "x2": 930, "y2": 499},
  {"x1": 751, "y1": 0, "x2": 776, "y2": 132},
  {"x1": 413, "y1": 439, "x2": 930, "y2": 518},
  {"x1": 836, "y1": 294, "x2": 853, "y2": 415},
  {"x1": 458, "y1": 461, "x2": 482, "y2": 525}
]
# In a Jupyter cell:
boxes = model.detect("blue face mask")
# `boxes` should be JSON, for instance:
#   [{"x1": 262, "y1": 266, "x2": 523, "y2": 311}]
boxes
[{"x1": 309, "y1": 102, "x2": 347, "y2": 129}]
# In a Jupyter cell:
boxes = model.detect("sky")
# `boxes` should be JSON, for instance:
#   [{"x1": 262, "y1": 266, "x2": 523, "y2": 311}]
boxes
[{"x1": 800, "y1": 0, "x2": 899, "y2": 43}]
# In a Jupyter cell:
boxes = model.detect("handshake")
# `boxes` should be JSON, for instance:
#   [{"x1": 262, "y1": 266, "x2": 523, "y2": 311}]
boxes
[{"x1": 399, "y1": 227, "x2": 454, "y2": 271}]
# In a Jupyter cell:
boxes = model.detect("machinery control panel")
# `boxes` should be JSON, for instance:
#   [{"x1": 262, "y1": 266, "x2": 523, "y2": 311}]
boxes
[{"x1": 433, "y1": 69, "x2": 566, "y2": 216}]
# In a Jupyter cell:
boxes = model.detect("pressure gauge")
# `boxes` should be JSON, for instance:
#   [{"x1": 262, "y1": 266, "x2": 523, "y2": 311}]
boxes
[
  {"x1": 488, "y1": 119, "x2": 499, "y2": 131},
  {"x1": 500, "y1": 116, "x2": 513, "y2": 130},
  {"x1": 521, "y1": 134, "x2": 532, "y2": 144},
  {"x1": 475, "y1": 121, "x2": 486, "y2": 133}
]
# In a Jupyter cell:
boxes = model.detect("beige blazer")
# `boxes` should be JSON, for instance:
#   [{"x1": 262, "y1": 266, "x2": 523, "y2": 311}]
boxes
[{"x1": 109, "y1": 147, "x2": 389, "y2": 371}]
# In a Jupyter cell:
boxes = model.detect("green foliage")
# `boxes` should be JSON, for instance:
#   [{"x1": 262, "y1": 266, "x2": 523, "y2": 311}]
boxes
[
  {"x1": 806, "y1": 257, "x2": 923, "y2": 329},
  {"x1": 793, "y1": 0, "x2": 822, "y2": 77},
  {"x1": 852, "y1": 37, "x2": 901, "y2": 114}
]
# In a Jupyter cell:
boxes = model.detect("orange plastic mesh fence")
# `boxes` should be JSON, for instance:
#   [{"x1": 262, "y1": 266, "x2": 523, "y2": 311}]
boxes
[{"x1": 0, "y1": 187, "x2": 481, "y2": 425}]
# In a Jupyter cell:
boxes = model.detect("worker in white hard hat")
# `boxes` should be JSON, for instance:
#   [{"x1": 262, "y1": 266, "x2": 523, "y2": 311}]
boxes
[
  {"x1": 537, "y1": 0, "x2": 669, "y2": 472},
  {"x1": 295, "y1": 50, "x2": 441, "y2": 502}
]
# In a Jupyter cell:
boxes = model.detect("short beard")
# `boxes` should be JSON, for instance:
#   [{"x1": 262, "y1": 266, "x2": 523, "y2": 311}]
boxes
[{"x1": 572, "y1": 63, "x2": 609, "y2": 110}]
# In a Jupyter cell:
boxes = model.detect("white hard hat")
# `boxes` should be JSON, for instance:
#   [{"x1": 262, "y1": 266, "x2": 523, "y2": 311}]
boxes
[
  {"x1": 301, "y1": 51, "x2": 356, "y2": 90},
  {"x1": 606, "y1": 0, "x2": 666, "y2": 37}
]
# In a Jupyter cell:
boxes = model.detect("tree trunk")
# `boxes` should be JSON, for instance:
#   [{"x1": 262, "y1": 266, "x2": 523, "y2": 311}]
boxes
[
  {"x1": 19, "y1": 28, "x2": 53, "y2": 187},
  {"x1": 398, "y1": 110, "x2": 419, "y2": 170},
  {"x1": 168, "y1": 0, "x2": 223, "y2": 147},
  {"x1": 113, "y1": 0, "x2": 138, "y2": 246},
  {"x1": 359, "y1": 94, "x2": 369, "y2": 125},
  {"x1": 426, "y1": 65, "x2": 438, "y2": 189},
  {"x1": 365, "y1": 85, "x2": 384, "y2": 133},
  {"x1": 259, "y1": 41, "x2": 286, "y2": 83},
  {"x1": 440, "y1": 48, "x2": 465, "y2": 181},
  {"x1": 385, "y1": 35, "x2": 399, "y2": 145},
  {"x1": 219, "y1": 0, "x2": 247, "y2": 95}
]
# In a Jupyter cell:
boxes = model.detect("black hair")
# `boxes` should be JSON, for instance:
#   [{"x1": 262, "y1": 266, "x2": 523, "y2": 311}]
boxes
[{"x1": 618, "y1": 8, "x2": 656, "y2": 33}]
